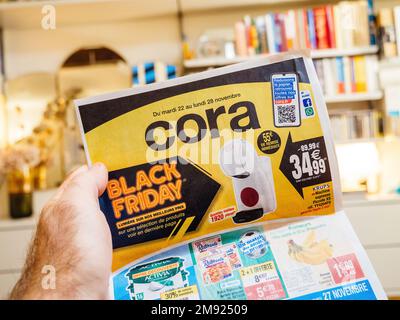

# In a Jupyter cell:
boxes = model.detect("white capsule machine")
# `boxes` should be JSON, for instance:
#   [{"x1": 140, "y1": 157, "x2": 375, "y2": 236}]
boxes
[{"x1": 219, "y1": 139, "x2": 276, "y2": 224}]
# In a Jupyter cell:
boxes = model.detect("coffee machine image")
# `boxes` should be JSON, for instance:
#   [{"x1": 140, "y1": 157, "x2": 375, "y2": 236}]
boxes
[{"x1": 219, "y1": 139, "x2": 277, "y2": 224}]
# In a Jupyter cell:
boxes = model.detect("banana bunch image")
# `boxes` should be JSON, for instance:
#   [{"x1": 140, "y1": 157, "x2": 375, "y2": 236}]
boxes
[{"x1": 288, "y1": 231, "x2": 334, "y2": 265}]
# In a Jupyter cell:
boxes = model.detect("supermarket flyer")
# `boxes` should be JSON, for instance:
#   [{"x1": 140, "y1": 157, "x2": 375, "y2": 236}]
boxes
[
  {"x1": 75, "y1": 52, "x2": 385, "y2": 300},
  {"x1": 110, "y1": 211, "x2": 386, "y2": 300},
  {"x1": 75, "y1": 52, "x2": 342, "y2": 269}
]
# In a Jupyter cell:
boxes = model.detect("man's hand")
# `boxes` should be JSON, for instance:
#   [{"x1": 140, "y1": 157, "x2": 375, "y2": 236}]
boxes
[{"x1": 10, "y1": 163, "x2": 112, "y2": 300}]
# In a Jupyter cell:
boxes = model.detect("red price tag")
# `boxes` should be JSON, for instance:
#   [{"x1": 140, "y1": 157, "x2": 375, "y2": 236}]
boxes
[
  {"x1": 327, "y1": 253, "x2": 364, "y2": 284},
  {"x1": 245, "y1": 279, "x2": 286, "y2": 300}
]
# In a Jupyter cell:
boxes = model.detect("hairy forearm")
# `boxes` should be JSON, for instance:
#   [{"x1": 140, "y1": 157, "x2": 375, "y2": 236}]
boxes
[
  {"x1": 9, "y1": 164, "x2": 112, "y2": 300},
  {"x1": 10, "y1": 216, "x2": 80, "y2": 299},
  {"x1": 10, "y1": 203, "x2": 108, "y2": 300}
]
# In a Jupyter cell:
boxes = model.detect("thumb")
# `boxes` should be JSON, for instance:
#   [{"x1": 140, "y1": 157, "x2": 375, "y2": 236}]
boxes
[
  {"x1": 87, "y1": 162, "x2": 109, "y2": 197},
  {"x1": 59, "y1": 163, "x2": 108, "y2": 201}
]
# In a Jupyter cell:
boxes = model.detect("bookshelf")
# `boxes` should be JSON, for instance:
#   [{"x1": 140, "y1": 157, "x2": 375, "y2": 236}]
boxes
[
  {"x1": 178, "y1": 0, "x2": 393, "y2": 145},
  {"x1": 183, "y1": 47, "x2": 383, "y2": 104},
  {"x1": 181, "y1": 0, "x2": 383, "y2": 105},
  {"x1": 310, "y1": 46, "x2": 379, "y2": 59},
  {"x1": 183, "y1": 46, "x2": 379, "y2": 68},
  {"x1": 380, "y1": 57, "x2": 400, "y2": 69},
  {"x1": 179, "y1": 0, "x2": 311, "y2": 12},
  {"x1": 324, "y1": 91, "x2": 383, "y2": 103}
]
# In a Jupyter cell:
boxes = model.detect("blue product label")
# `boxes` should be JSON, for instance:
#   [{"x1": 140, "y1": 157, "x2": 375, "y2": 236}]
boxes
[
  {"x1": 271, "y1": 73, "x2": 300, "y2": 127},
  {"x1": 112, "y1": 244, "x2": 199, "y2": 300},
  {"x1": 291, "y1": 280, "x2": 377, "y2": 300}
]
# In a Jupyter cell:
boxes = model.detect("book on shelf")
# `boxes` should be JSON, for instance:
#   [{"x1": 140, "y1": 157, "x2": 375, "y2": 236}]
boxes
[
  {"x1": 386, "y1": 116, "x2": 400, "y2": 136},
  {"x1": 314, "y1": 6, "x2": 329, "y2": 49},
  {"x1": 312, "y1": 55, "x2": 379, "y2": 96},
  {"x1": 307, "y1": 8, "x2": 317, "y2": 49},
  {"x1": 367, "y1": 0, "x2": 377, "y2": 45},
  {"x1": 234, "y1": 21, "x2": 247, "y2": 57},
  {"x1": 335, "y1": 57, "x2": 345, "y2": 94},
  {"x1": 382, "y1": 85, "x2": 400, "y2": 136},
  {"x1": 396, "y1": 6, "x2": 400, "y2": 58},
  {"x1": 325, "y1": 5, "x2": 336, "y2": 49},
  {"x1": 274, "y1": 13, "x2": 287, "y2": 52},
  {"x1": 285, "y1": 10, "x2": 297, "y2": 50},
  {"x1": 343, "y1": 56, "x2": 352, "y2": 94},
  {"x1": 265, "y1": 13, "x2": 275, "y2": 54},
  {"x1": 329, "y1": 110, "x2": 382, "y2": 141},
  {"x1": 376, "y1": 5, "x2": 400, "y2": 58},
  {"x1": 377, "y1": 7, "x2": 398, "y2": 58},
  {"x1": 255, "y1": 16, "x2": 268, "y2": 54},
  {"x1": 354, "y1": 55, "x2": 367, "y2": 92},
  {"x1": 354, "y1": 0, "x2": 370, "y2": 47},
  {"x1": 233, "y1": 0, "x2": 372, "y2": 58}
]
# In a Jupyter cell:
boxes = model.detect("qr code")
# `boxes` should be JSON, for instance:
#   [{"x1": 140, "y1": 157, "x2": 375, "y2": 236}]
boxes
[{"x1": 277, "y1": 105, "x2": 298, "y2": 124}]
